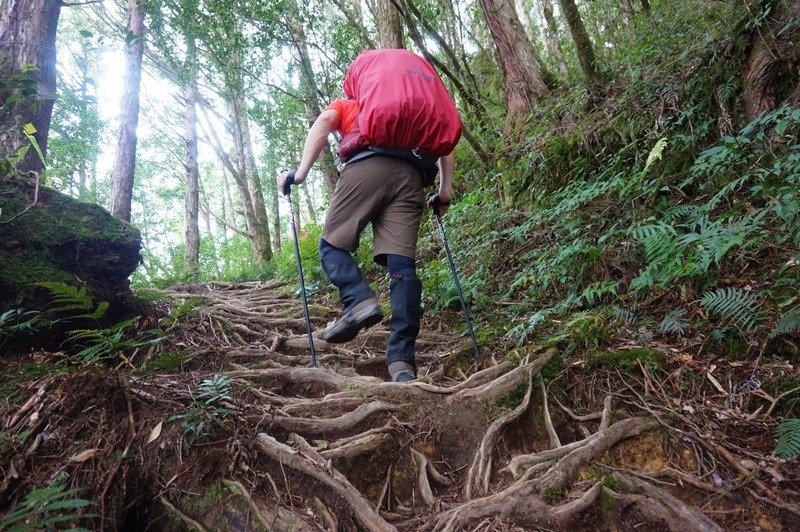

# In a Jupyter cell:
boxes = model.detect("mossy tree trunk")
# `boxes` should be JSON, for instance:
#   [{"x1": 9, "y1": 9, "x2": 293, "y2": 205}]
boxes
[
  {"x1": 478, "y1": 0, "x2": 550, "y2": 125},
  {"x1": 183, "y1": 37, "x2": 200, "y2": 279},
  {"x1": 742, "y1": 0, "x2": 800, "y2": 120},
  {"x1": 109, "y1": 0, "x2": 145, "y2": 222},
  {"x1": 541, "y1": 0, "x2": 569, "y2": 77},
  {"x1": 0, "y1": 0, "x2": 61, "y2": 176},
  {"x1": 557, "y1": 0, "x2": 601, "y2": 91}
]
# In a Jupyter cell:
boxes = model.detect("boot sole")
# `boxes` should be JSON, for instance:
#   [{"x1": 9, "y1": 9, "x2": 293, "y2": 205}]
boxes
[{"x1": 323, "y1": 307, "x2": 383, "y2": 344}]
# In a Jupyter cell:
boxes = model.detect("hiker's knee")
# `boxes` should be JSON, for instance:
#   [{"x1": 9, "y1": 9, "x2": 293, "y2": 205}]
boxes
[{"x1": 387, "y1": 254, "x2": 417, "y2": 281}]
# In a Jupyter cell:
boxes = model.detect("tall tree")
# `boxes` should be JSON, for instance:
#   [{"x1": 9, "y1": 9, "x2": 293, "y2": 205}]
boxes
[
  {"x1": 742, "y1": 0, "x2": 800, "y2": 119},
  {"x1": 478, "y1": 0, "x2": 550, "y2": 126},
  {"x1": 540, "y1": 0, "x2": 569, "y2": 77},
  {"x1": 109, "y1": 0, "x2": 145, "y2": 221},
  {"x1": 557, "y1": 0, "x2": 600, "y2": 90},
  {"x1": 287, "y1": 12, "x2": 340, "y2": 197},
  {"x1": 374, "y1": 0, "x2": 404, "y2": 48},
  {"x1": 0, "y1": 0, "x2": 62, "y2": 176},
  {"x1": 183, "y1": 36, "x2": 200, "y2": 277}
]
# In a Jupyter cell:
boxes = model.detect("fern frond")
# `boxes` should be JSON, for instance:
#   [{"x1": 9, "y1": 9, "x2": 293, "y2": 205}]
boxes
[
  {"x1": 699, "y1": 288, "x2": 763, "y2": 331},
  {"x1": 775, "y1": 418, "x2": 800, "y2": 460},
  {"x1": 769, "y1": 307, "x2": 800, "y2": 340},
  {"x1": 643, "y1": 137, "x2": 668, "y2": 174},
  {"x1": 581, "y1": 281, "x2": 619, "y2": 306},
  {"x1": 613, "y1": 306, "x2": 637, "y2": 326},
  {"x1": 34, "y1": 282, "x2": 93, "y2": 312},
  {"x1": 658, "y1": 308, "x2": 689, "y2": 336}
]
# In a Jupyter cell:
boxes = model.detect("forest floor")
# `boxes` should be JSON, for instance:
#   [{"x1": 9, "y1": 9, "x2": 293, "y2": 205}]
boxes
[{"x1": 1, "y1": 281, "x2": 798, "y2": 531}]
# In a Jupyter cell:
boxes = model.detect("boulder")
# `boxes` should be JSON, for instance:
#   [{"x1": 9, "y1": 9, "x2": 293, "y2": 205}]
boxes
[{"x1": 0, "y1": 178, "x2": 142, "y2": 321}]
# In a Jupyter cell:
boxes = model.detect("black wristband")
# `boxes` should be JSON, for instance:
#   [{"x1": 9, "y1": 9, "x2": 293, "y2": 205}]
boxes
[{"x1": 285, "y1": 172, "x2": 295, "y2": 186}]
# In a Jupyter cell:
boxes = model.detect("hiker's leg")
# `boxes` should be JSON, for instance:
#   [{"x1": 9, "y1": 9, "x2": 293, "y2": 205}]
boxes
[
  {"x1": 386, "y1": 254, "x2": 421, "y2": 379},
  {"x1": 319, "y1": 238, "x2": 373, "y2": 310}
]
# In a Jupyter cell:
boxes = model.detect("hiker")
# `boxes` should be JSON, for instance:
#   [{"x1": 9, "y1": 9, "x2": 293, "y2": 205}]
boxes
[{"x1": 278, "y1": 49, "x2": 461, "y2": 383}]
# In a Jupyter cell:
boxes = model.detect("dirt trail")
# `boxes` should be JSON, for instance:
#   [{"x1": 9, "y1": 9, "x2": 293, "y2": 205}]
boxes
[{"x1": 1, "y1": 281, "x2": 796, "y2": 530}]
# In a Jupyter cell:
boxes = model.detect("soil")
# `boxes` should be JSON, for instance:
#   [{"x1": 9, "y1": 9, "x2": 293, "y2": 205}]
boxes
[{"x1": 0, "y1": 281, "x2": 797, "y2": 531}]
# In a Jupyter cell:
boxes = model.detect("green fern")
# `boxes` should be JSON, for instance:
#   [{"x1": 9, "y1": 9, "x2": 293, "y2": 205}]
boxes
[
  {"x1": 775, "y1": 418, "x2": 800, "y2": 460},
  {"x1": 699, "y1": 288, "x2": 763, "y2": 331},
  {"x1": 658, "y1": 308, "x2": 689, "y2": 336},
  {"x1": 34, "y1": 282, "x2": 108, "y2": 320},
  {"x1": 581, "y1": 281, "x2": 619, "y2": 306},
  {"x1": 768, "y1": 307, "x2": 800, "y2": 340},
  {"x1": 643, "y1": 137, "x2": 668, "y2": 174},
  {"x1": 1, "y1": 482, "x2": 93, "y2": 531}
]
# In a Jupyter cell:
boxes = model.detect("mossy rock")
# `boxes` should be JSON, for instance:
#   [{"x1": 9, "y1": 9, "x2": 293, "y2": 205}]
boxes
[{"x1": 0, "y1": 178, "x2": 142, "y2": 327}]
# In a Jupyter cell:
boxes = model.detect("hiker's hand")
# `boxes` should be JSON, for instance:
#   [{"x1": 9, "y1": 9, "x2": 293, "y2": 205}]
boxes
[
  {"x1": 278, "y1": 169, "x2": 305, "y2": 196},
  {"x1": 426, "y1": 192, "x2": 450, "y2": 216}
]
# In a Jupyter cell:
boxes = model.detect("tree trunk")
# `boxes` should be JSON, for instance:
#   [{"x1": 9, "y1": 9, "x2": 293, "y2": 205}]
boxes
[
  {"x1": 230, "y1": 92, "x2": 273, "y2": 262},
  {"x1": 302, "y1": 185, "x2": 317, "y2": 225},
  {"x1": 375, "y1": 0, "x2": 404, "y2": 48},
  {"x1": 478, "y1": 0, "x2": 550, "y2": 125},
  {"x1": 557, "y1": 0, "x2": 600, "y2": 90},
  {"x1": 742, "y1": 0, "x2": 800, "y2": 120},
  {"x1": 109, "y1": 0, "x2": 145, "y2": 221},
  {"x1": 540, "y1": 0, "x2": 569, "y2": 77},
  {"x1": 183, "y1": 40, "x2": 200, "y2": 279},
  {"x1": 198, "y1": 101, "x2": 263, "y2": 262},
  {"x1": 287, "y1": 13, "x2": 339, "y2": 197},
  {"x1": 0, "y1": 0, "x2": 61, "y2": 176}
]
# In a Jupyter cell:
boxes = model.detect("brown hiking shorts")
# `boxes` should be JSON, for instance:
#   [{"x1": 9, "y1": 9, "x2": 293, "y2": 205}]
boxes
[{"x1": 322, "y1": 156, "x2": 425, "y2": 264}]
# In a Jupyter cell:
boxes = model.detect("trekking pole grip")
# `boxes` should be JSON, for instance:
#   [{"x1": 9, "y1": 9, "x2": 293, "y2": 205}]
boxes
[{"x1": 283, "y1": 171, "x2": 295, "y2": 197}]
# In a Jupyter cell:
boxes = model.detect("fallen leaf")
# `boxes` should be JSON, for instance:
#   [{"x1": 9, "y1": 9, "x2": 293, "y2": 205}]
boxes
[
  {"x1": 70, "y1": 449, "x2": 97, "y2": 462},
  {"x1": 147, "y1": 421, "x2": 163, "y2": 444}
]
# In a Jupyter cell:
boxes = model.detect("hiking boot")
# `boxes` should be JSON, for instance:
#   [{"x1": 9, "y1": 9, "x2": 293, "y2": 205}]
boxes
[
  {"x1": 391, "y1": 370, "x2": 416, "y2": 383},
  {"x1": 321, "y1": 297, "x2": 383, "y2": 344}
]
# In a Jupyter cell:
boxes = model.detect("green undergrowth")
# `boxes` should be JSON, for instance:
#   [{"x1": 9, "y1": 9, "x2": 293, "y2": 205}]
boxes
[{"x1": 415, "y1": 0, "x2": 800, "y2": 376}]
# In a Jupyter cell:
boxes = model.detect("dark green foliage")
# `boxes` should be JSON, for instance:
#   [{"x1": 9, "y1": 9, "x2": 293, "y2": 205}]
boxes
[
  {"x1": 658, "y1": 308, "x2": 689, "y2": 336},
  {"x1": 1, "y1": 481, "x2": 94, "y2": 531},
  {"x1": 775, "y1": 418, "x2": 800, "y2": 460},
  {"x1": 769, "y1": 307, "x2": 800, "y2": 340},
  {"x1": 699, "y1": 288, "x2": 763, "y2": 332},
  {"x1": 169, "y1": 375, "x2": 233, "y2": 446}
]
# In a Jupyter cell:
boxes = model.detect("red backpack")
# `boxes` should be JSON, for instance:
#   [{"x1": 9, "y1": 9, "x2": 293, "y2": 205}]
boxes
[{"x1": 338, "y1": 49, "x2": 462, "y2": 178}]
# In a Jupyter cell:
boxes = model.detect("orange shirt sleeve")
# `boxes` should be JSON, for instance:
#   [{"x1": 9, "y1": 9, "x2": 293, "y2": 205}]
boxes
[{"x1": 325, "y1": 99, "x2": 358, "y2": 135}]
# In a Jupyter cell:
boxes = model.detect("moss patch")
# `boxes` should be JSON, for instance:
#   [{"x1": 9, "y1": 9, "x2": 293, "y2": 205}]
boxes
[
  {"x1": 587, "y1": 347, "x2": 665, "y2": 371},
  {"x1": 0, "y1": 178, "x2": 141, "y2": 320}
]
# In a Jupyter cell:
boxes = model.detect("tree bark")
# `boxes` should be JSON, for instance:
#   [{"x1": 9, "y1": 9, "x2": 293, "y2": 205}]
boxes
[
  {"x1": 109, "y1": 0, "x2": 145, "y2": 221},
  {"x1": 287, "y1": 13, "x2": 339, "y2": 197},
  {"x1": 742, "y1": 0, "x2": 800, "y2": 120},
  {"x1": 230, "y1": 91, "x2": 273, "y2": 262},
  {"x1": 375, "y1": 0, "x2": 404, "y2": 48},
  {"x1": 540, "y1": 0, "x2": 569, "y2": 77},
  {"x1": 557, "y1": 0, "x2": 600, "y2": 90},
  {"x1": 183, "y1": 39, "x2": 200, "y2": 279},
  {"x1": 478, "y1": 0, "x2": 550, "y2": 125},
  {"x1": 0, "y1": 0, "x2": 62, "y2": 176}
]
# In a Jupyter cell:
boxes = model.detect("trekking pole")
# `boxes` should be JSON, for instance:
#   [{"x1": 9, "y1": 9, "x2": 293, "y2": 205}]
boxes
[
  {"x1": 283, "y1": 175, "x2": 317, "y2": 367},
  {"x1": 428, "y1": 194, "x2": 481, "y2": 365}
]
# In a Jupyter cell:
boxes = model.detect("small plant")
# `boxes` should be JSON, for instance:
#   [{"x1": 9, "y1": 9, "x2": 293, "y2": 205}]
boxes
[
  {"x1": 658, "y1": 308, "x2": 690, "y2": 336},
  {"x1": 1, "y1": 481, "x2": 94, "y2": 531},
  {"x1": 775, "y1": 418, "x2": 800, "y2": 460},
  {"x1": 35, "y1": 281, "x2": 108, "y2": 320},
  {"x1": 699, "y1": 288, "x2": 764, "y2": 331},
  {"x1": 0, "y1": 308, "x2": 42, "y2": 346},
  {"x1": 170, "y1": 375, "x2": 234, "y2": 446}
]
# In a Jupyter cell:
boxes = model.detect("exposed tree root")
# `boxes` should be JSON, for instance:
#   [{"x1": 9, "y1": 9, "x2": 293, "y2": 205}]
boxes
[{"x1": 1, "y1": 281, "x2": 791, "y2": 531}]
